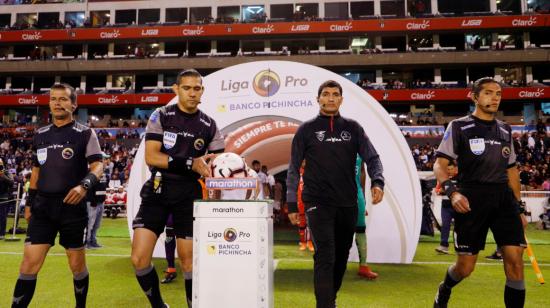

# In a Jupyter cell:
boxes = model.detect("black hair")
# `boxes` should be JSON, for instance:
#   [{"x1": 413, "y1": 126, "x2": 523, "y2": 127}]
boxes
[
  {"x1": 50, "y1": 83, "x2": 77, "y2": 105},
  {"x1": 317, "y1": 80, "x2": 343, "y2": 97},
  {"x1": 176, "y1": 69, "x2": 203, "y2": 85},
  {"x1": 252, "y1": 160, "x2": 260, "y2": 165},
  {"x1": 472, "y1": 77, "x2": 500, "y2": 99}
]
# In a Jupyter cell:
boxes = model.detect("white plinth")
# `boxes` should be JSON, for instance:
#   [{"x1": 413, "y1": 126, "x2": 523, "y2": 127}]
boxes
[{"x1": 193, "y1": 200, "x2": 273, "y2": 308}]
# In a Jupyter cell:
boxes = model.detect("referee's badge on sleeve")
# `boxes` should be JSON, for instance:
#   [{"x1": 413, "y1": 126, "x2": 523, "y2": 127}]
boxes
[
  {"x1": 469, "y1": 138, "x2": 485, "y2": 155},
  {"x1": 163, "y1": 132, "x2": 177, "y2": 149},
  {"x1": 37, "y1": 148, "x2": 48, "y2": 165}
]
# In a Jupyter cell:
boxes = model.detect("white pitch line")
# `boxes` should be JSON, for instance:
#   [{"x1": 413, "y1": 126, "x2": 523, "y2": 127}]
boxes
[{"x1": 0, "y1": 252, "x2": 549, "y2": 267}]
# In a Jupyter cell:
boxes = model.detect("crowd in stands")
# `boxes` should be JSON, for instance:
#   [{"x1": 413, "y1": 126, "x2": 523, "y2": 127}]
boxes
[
  {"x1": 515, "y1": 121, "x2": 550, "y2": 190},
  {"x1": 0, "y1": 135, "x2": 138, "y2": 207},
  {"x1": 1, "y1": 7, "x2": 546, "y2": 31}
]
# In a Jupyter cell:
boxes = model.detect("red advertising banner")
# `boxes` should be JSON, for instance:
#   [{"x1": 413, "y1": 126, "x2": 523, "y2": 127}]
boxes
[
  {"x1": 0, "y1": 14, "x2": 547, "y2": 43},
  {"x1": 0, "y1": 88, "x2": 547, "y2": 107},
  {"x1": 0, "y1": 93, "x2": 175, "y2": 106},
  {"x1": 368, "y1": 87, "x2": 549, "y2": 102}
]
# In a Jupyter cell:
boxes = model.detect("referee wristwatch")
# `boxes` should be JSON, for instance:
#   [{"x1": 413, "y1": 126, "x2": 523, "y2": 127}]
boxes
[
  {"x1": 81, "y1": 179, "x2": 92, "y2": 190},
  {"x1": 441, "y1": 179, "x2": 458, "y2": 199}
]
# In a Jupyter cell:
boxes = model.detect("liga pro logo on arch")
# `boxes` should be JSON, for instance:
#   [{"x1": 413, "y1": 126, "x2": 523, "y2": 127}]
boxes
[{"x1": 253, "y1": 70, "x2": 281, "y2": 97}]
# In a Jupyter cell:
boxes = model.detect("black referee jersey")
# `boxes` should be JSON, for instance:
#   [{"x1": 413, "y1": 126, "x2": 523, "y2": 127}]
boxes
[
  {"x1": 32, "y1": 121, "x2": 102, "y2": 194},
  {"x1": 436, "y1": 115, "x2": 516, "y2": 184},
  {"x1": 145, "y1": 104, "x2": 224, "y2": 180}
]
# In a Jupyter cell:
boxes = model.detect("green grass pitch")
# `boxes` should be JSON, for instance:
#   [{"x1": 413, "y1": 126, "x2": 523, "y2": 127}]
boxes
[{"x1": 1, "y1": 218, "x2": 549, "y2": 307}]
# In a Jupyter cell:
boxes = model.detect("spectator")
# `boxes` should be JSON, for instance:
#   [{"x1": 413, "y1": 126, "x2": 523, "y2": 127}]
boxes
[
  {"x1": 0, "y1": 158, "x2": 14, "y2": 239},
  {"x1": 108, "y1": 173, "x2": 121, "y2": 188}
]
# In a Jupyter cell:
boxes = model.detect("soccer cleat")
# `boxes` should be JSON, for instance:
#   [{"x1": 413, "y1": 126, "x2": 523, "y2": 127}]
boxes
[
  {"x1": 307, "y1": 241, "x2": 314, "y2": 252},
  {"x1": 433, "y1": 282, "x2": 451, "y2": 308},
  {"x1": 163, "y1": 303, "x2": 170, "y2": 308},
  {"x1": 161, "y1": 270, "x2": 177, "y2": 284},
  {"x1": 485, "y1": 251, "x2": 503, "y2": 260},
  {"x1": 357, "y1": 265, "x2": 378, "y2": 280},
  {"x1": 299, "y1": 242, "x2": 307, "y2": 251},
  {"x1": 435, "y1": 245, "x2": 450, "y2": 254}
]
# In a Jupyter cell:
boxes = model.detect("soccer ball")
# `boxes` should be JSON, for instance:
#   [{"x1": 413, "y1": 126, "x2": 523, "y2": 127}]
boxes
[{"x1": 211, "y1": 152, "x2": 248, "y2": 178}]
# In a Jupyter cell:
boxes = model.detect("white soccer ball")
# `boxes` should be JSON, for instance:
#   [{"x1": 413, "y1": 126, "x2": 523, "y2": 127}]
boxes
[{"x1": 211, "y1": 153, "x2": 248, "y2": 178}]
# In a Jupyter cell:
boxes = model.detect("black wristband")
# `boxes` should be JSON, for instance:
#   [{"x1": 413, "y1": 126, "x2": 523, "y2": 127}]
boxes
[
  {"x1": 26, "y1": 188, "x2": 37, "y2": 208},
  {"x1": 168, "y1": 156, "x2": 193, "y2": 171},
  {"x1": 80, "y1": 173, "x2": 99, "y2": 190},
  {"x1": 442, "y1": 179, "x2": 458, "y2": 199}
]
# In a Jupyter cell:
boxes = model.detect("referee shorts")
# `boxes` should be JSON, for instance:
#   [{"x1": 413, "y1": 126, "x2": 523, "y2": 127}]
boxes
[
  {"x1": 453, "y1": 183, "x2": 527, "y2": 255},
  {"x1": 132, "y1": 178, "x2": 201, "y2": 239},
  {"x1": 25, "y1": 194, "x2": 88, "y2": 249}
]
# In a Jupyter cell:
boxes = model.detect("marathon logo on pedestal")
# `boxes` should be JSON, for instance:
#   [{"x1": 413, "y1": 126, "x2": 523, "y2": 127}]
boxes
[{"x1": 205, "y1": 177, "x2": 258, "y2": 190}]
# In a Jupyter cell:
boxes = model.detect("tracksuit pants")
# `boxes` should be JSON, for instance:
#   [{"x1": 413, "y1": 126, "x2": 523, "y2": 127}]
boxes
[{"x1": 305, "y1": 203, "x2": 357, "y2": 308}]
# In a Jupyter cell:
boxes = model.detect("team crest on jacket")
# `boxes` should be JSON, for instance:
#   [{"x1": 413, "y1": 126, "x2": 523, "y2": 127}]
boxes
[
  {"x1": 62, "y1": 148, "x2": 74, "y2": 159},
  {"x1": 502, "y1": 146, "x2": 511, "y2": 158},
  {"x1": 341, "y1": 131, "x2": 351, "y2": 141},
  {"x1": 194, "y1": 138, "x2": 205, "y2": 150},
  {"x1": 163, "y1": 132, "x2": 177, "y2": 149},
  {"x1": 315, "y1": 131, "x2": 325, "y2": 142},
  {"x1": 37, "y1": 148, "x2": 47, "y2": 165},
  {"x1": 469, "y1": 138, "x2": 485, "y2": 155}
]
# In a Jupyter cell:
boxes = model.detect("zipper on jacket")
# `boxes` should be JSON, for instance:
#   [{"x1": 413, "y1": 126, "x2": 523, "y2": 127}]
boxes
[{"x1": 330, "y1": 115, "x2": 334, "y2": 132}]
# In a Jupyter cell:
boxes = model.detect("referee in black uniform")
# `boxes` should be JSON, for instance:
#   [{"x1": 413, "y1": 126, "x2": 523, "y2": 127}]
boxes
[
  {"x1": 131, "y1": 69, "x2": 224, "y2": 308},
  {"x1": 433, "y1": 77, "x2": 528, "y2": 308},
  {"x1": 286, "y1": 80, "x2": 384, "y2": 308},
  {"x1": 11, "y1": 83, "x2": 104, "y2": 308}
]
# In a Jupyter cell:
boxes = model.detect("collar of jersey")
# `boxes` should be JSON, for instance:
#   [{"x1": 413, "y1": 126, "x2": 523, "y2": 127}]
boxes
[
  {"x1": 52, "y1": 120, "x2": 75, "y2": 130},
  {"x1": 318, "y1": 112, "x2": 341, "y2": 119},
  {"x1": 470, "y1": 114, "x2": 496, "y2": 125},
  {"x1": 175, "y1": 104, "x2": 200, "y2": 118}
]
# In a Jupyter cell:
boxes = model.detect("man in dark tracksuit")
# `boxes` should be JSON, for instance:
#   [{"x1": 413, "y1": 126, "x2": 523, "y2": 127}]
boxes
[
  {"x1": 433, "y1": 77, "x2": 527, "y2": 308},
  {"x1": 286, "y1": 80, "x2": 385, "y2": 308}
]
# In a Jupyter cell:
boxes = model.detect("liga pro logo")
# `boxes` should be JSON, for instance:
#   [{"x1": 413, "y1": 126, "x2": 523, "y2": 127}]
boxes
[{"x1": 253, "y1": 70, "x2": 280, "y2": 97}]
